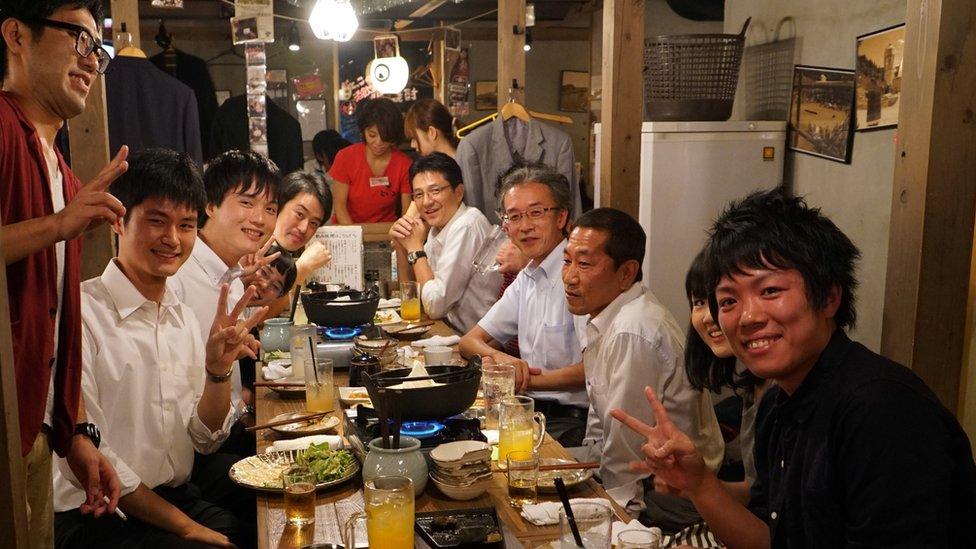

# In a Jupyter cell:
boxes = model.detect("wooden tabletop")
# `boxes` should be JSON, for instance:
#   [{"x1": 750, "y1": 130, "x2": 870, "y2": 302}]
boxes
[{"x1": 255, "y1": 320, "x2": 625, "y2": 548}]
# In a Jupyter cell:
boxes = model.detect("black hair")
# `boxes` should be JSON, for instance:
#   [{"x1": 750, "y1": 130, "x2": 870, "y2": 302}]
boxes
[
  {"x1": 683, "y1": 247, "x2": 761, "y2": 393},
  {"x1": 279, "y1": 171, "x2": 333, "y2": 222},
  {"x1": 405, "y1": 99, "x2": 459, "y2": 148},
  {"x1": 265, "y1": 244, "x2": 298, "y2": 298},
  {"x1": 1, "y1": 0, "x2": 105, "y2": 80},
  {"x1": 311, "y1": 130, "x2": 350, "y2": 165},
  {"x1": 703, "y1": 188, "x2": 861, "y2": 330},
  {"x1": 408, "y1": 152, "x2": 463, "y2": 190},
  {"x1": 109, "y1": 148, "x2": 205, "y2": 224},
  {"x1": 572, "y1": 207, "x2": 645, "y2": 283},
  {"x1": 355, "y1": 97, "x2": 404, "y2": 144},
  {"x1": 200, "y1": 149, "x2": 281, "y2": 227}
]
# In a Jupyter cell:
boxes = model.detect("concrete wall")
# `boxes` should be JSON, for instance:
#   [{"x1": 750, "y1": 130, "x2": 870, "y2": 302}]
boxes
[{"x1": 726, "y1": 0, "x2": 906, "y2": 351}]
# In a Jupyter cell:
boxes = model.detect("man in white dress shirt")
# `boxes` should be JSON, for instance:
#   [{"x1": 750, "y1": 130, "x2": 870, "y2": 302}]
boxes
[
  {"x1": 460, "y1": 163, "x2": 589, "y2": 447},
  {"x1": 389, "y1": 153, "x2": 502, "y2": 333},
  {"x1": 562, "y1": 208, "x2": 723, "y2": 527},
  {"x1": 53, "y1": 149, "x2": 266, "y2": 548}
]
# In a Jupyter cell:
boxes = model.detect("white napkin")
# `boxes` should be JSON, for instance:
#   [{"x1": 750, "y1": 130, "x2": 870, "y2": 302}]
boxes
[
  {"x1": 268, "y1": 435, "x2": 343, "y2": 452},
  {"x1": 482, "y1": 429, "x2": 499, "y2": 445},
  {"x1": 378, "y1": 298, "x2": 401, "y2": 309},
  {"x1": 611, "y1": 520, "x2": 662, "y2": 544},
  {"x1": 411, "y1": 334, "x2": 461, "y2": 348},
  {"x1": 261, "y1": 359, "x2": 292, "y2": 381},
  {"x1": 519, "y1": 498, "x2": 611, "y2": 526}
]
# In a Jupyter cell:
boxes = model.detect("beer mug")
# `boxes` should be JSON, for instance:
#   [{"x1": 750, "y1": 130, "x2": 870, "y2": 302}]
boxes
[
  {"x1": 343, "y1": 476, "x2": 414, "y2": 549},
  {"x1": 497, "y1": 395, "x2": 546, "y2": 463}
]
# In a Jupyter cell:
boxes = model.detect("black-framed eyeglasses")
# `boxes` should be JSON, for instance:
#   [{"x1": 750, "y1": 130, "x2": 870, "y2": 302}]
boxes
[
  {"x1": 38, "y1": 19, "x2": 111, "y2": 74},
  {"x1": 496, "y1": 206, "x2": 561, "y2": 225}
]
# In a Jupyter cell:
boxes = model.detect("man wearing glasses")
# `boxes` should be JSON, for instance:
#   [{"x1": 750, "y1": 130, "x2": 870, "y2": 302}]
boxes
[
  {"x1": 1, "y1": 1, "x2": 124, "y2": 545},
  {"x1": 388, "y1": 153, "x2": 502, "y2": 333},
  {"x1": 460, "y1": 162, "x2": 590, "y2": 447}
]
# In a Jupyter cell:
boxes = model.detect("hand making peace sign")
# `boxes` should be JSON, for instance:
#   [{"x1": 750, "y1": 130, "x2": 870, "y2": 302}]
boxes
[
  {"x1": 206, "y1": 284, "x2": 268, "y2": 373},
  {"x1": 54, "y1": 146, "x2": 129, "y2": 241}
]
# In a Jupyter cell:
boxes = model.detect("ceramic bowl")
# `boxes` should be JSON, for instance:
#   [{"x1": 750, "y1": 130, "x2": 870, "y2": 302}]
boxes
[{"x1": 430, "y1": 474, "x2": 490, "y2": 501}]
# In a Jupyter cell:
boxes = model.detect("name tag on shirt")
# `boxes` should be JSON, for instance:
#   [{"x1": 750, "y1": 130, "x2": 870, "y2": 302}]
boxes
[{"x1": 369, "y1": 176, "x2": 390, "y2": 188}]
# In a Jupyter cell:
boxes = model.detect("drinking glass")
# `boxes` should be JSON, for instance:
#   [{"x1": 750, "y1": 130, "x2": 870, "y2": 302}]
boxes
[
  {"x1": 506, "y1": 450, "x2": 539, "y2": 508},
  {"x1": 482, "y1": 363, "x2": 516, "y2": 430},
  {"x1": 498, "y1": 395, "x2": 546, "y2": 463},
  {"x1": 282, "y1": 466, "x2": 316, "y2": 526},
  {"x1": 304, "y1": 355, "x2": 334, "y2": 413},
  {"x1": 472, "y1": 224, "x2": 509, "y2": 275},
  {"x1": 343, "y1": 475, "x2": 414, "y2": 549},
  {"x1": 399, "y1": 281, "x2": 421, "y2": 321},
  {"x1": 289, "y1": 324, "x2": 319, "y2": 382},
  {"x1": 559, "y1": 501, "x2": 612, "y2": 549},
  {"x1": 617, "y1": 529, "x2": 663, "y2": 548}
]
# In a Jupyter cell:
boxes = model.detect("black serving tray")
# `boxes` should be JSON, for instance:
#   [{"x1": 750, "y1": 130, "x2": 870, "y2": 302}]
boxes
[{"x1": 414, "y1": 507, "x2": 504, "y2": 548}]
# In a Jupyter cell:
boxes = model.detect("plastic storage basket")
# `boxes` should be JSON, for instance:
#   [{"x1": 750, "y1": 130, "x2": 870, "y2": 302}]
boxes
[{"x1": 643, "y1": 18, "x2": 750, "y2": 121}]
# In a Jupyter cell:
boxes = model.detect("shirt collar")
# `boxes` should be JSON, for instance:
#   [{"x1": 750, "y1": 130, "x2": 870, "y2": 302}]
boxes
[
  {"x1": 191, "y1": 236, "x2": 238, "y2": 285},
  {"x1": 586, "y1": 283, "x2": 644, "y2": 338},
  {"x1": 524, "y1": 239, "x2": 567, "y2": 282},
  {"x1": 773, "y1": 329, "x2": 851, "y2": 425},
  {"x1": 100, "y1": 259, "x2": 183, "y2": 324},
  {"x1": 430, "y1": 203, "x2": 467, "y2": 246}
]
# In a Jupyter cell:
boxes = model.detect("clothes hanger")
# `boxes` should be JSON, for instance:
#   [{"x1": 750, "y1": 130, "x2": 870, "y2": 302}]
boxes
[
  {"x1": 499, "y1": 80, "x2": 531, "y2": 122},
  {"x1": 115, "y1": 22, "x2": 146, "y2": 58}
]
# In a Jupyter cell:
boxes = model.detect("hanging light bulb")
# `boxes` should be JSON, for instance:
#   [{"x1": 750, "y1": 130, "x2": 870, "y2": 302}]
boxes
[
  {"x1": 309, "y1": 0, "x2": 335, "y2": 40},
  {"x1": 288, "y1": 22, "x2": 301, "y2": 51},
  {"x1": 329, "y1": 0, "x2": 359, "y2": 42}
]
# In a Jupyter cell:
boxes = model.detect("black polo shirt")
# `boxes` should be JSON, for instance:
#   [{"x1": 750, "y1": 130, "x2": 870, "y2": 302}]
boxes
[{"x1": 748, "y1": 331, "x2": 976, "y2": 547}]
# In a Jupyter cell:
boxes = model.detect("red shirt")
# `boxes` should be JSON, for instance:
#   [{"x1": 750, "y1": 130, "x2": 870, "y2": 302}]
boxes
[
  {"x1": 0, "y1": 92, "x2": 84, "y2": 457},
  {"x1": 328, "y1": 142, "x2": 412, "y2": 223}
]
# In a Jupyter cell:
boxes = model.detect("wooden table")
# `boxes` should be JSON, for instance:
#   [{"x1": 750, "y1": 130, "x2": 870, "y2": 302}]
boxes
[{"x1": 255, "y1": 321, "x2": 626, "y2": 548}]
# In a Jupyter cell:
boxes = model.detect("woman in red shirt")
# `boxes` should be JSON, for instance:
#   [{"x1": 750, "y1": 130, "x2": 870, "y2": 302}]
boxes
[{"x1": 329, "y1": 98, "x2": 413, "y2": 223}]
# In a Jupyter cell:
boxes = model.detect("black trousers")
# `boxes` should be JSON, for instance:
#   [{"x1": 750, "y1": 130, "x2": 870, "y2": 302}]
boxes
[
  {"x1": 55, "y1": 483, "x2": 252, "y2": 549},
  {"x1": 534, "y1": 399, "x2": 588, "y2": 448}
]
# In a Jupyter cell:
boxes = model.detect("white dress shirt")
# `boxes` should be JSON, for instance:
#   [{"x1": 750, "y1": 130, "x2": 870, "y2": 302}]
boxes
[
  {"x1": 421, "y1": 204, "x2": 502, "y2": 333},
  {"x1": 478, "y1": 239, "x2": 587, "y2": 407},
  {"x1": 53, "y1": 260, "x2": 235, "y2": 512},
  {"x1": 171, "y1": 237, "x2": 246, "y2": 414},
  {"x1": 575, "y1": 284, "x2": 724, "y2": 510}
]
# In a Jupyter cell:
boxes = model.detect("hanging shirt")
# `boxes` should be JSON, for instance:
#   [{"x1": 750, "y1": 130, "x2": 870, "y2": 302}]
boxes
[
  {"x1": 328, "y1": 142, "x2": 412, "y2": 223},
  {"x1": 422, "y1": 204, "x2": 502, "y2": 333},
  {"x1": 574, "y1": 283, "x2": 724, "y2": 509},
  {"x1": 53, "y1": 260, "x2": 234, "y2": 512},
  {"x1": 478, "y1": 239, "x2": 587, "y2": 407}
]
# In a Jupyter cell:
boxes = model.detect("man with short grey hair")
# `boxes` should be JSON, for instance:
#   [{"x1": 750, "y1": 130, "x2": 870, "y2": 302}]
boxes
[{"x1": 460, "y1": 162, "x2": 589, "y2": 447}]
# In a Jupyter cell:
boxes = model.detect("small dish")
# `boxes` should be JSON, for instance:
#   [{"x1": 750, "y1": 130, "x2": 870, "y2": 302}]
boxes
[
  {"x1": 430, "y1": 475, "x2": 490, "y2": 501},
  {"x1": 338, "y1": 386, "x2": 372, "y2": 406},
  {"x1": 383, "y1": 325, "x2": 432, "y2": 341},
  {"x1": 373, "y1": 309, "x2": 402, "y2": 325},
  {"x1": 536, "y1": 458, "x2": 595, "y2": 492},
  {"x1": 430, "y1": 440, "x2": 492, "y2": 464},
  {"x1": 269, "y1": 412, "x2": 340, "y2": 438}
]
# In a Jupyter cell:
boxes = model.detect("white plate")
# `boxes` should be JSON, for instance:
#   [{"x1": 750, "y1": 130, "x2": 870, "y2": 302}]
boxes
[
  {"x1": 338, "y1": 386, "x2": 372, "y2": 406},
  {"x1": 430, "y1": 440, "x2": 492, "y2": 463},
  {"x1": 229, "y1": 450, "x2": 358, "y2": 493},
  {"x1": 269, "y1": 412, "x2": 340, "y2": 437},
  {"x1": 537, "y1": 458, "x2": 594, "y2": 492},
  {"x1": 373, "y1": 309, "x2": 402, "y2": 325}
]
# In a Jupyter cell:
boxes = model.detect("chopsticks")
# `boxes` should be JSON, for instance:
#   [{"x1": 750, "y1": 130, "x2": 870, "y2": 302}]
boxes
[
  {"x1": 385, "y1": 320, "x2": 435, "y2": 334},
  {"x1": 244, "y1": 411, "x2": 332, "y2": 432},
  {"x1": 253, "y1": 381, "x2": 305, "y2": 387},
  {"x1": 492, "y1": 462, "x2": 600, "y2": 473}
]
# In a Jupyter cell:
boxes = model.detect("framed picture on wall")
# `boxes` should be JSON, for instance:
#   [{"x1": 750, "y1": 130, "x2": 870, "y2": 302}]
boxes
[
  {"x1": 559, "y1": 70, "x2": 589, "y2": 113},
  {"x1": 474, "y1": 81, "x2": 497, "y2": 111},
  {"x1": 855, "y1": 23, "x2": 905, "y2": 131},
  {"x1": 788, "y1": 65, "x2": 856, "y2": 164}
]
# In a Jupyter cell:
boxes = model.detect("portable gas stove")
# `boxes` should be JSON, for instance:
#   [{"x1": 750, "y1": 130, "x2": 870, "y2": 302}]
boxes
[
  {"x1": 345, "y1": 405, "x2": 486, "y2": 458},
  {"x1": 312, "y1": 325, "x2": 363, "y2": 370}
]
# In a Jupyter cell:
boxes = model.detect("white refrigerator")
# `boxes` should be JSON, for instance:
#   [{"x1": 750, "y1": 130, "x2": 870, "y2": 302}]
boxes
[{"x1": 592, "y1": 121, "x2": 786, "y2": 327}]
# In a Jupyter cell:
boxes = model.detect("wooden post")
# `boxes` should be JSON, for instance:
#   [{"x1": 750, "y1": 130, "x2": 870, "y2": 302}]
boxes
[
  {"x1": 0, "y1": 200, "x2": 28, "y2": 549},
  {"x1": 68, "y1": 75, "x2": 114, "y2": 281},
  {"x1": 432, "y1": 33, "x2": 446, "y2": 104},
  {"x1": 110, "y1": 0, "x2": 140, "y2": 47},
  {"x1": 598, "y1": 0, "x2": 643, "y2": 218},
  {"x1": 497, "y1": 0, "x2": 526, "y2": 109},
  {"x1": 881, "y1": 0, "x2": 976, "y2": 410},
  {"x1": 331, "y1": 42, "x2": 340, "y2": 133}
]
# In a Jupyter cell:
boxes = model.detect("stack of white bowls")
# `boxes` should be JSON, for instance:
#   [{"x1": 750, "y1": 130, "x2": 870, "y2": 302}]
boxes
[{"x1": 429, "y1": 440, "x2": 493, "y2": 500}]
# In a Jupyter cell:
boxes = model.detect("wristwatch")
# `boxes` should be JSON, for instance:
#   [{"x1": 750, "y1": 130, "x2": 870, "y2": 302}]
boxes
[
  {"x1": 407, "y1": 250, "x2": 427, "y2": 265},
  {"x1": 73, "y1": 423, "x2": 101, "y2": 449},
  {"x1": 206, "y1": 364, "x2": 235, "y2": 383}
]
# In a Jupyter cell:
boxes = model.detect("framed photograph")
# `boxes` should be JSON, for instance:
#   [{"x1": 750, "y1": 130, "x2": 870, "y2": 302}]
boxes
[
  {"x1": 855, "y1": 23, "x2": 905, "y2": 131},
  {"x1": 373, "y1": 34, "x2": 398, "y2": 59},
  {"x1": 266, "y1": 69, "x2": 288, "y2": 100},
  {"x1": 559, "y1": 70, "x2": 589, "y2": 113},
  {"x1": 474, "y1": 81, "x2": 496, "y2": 111},
  {"x1": 231, "y1": 16, "x2": 259, "y2": 44},
  {"x1": 246, "y1": 66, "x2": 267, "y2": 95},
  {"x1": 788, "y1": 65, "x2": 856, "y2": 164}
]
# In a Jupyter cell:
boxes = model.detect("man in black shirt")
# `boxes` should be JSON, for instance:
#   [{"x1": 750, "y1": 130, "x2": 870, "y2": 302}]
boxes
[{"x1": 612, "y1": 189, "x2": 976, "y2": 548}]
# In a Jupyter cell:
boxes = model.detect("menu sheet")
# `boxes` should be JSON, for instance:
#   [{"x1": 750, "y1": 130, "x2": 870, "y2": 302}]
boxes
[{"x1": 309, "y1": 226, "x2": 364, "y2": 290}]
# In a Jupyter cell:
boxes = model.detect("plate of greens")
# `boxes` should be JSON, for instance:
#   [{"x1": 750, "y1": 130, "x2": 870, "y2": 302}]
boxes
[{"x1": 229, "y1": 443, "x2": 359, "y2": 493}]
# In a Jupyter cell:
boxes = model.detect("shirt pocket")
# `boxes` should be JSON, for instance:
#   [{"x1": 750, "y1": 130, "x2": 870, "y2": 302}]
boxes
[{"x1": 541, "y1": 323, "x2": 579, "y2": 369}]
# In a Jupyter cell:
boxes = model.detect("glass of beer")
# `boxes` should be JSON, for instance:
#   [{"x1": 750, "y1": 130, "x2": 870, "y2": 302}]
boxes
[
  {"x1": 343, "y1": 475, "x2": 415, "y2": 549},
  {"x1": 498, "y1": 395, "x2": 546, "y2": 464},
  {"x1": 399, "y1": 281, "x2": 421, "y2": 322},
  {"x1": 304, "y1": 354, "x2": 334, "y2": 413},
  {"x1": 482, "y1": 363, "x2": 516, "y2": 430},
  {"x1": 282, "y1": 466, "x2": 316, "y2": 526},
  {"x1": 506, "y1": 450, "x2": 539, "y2": 509}
]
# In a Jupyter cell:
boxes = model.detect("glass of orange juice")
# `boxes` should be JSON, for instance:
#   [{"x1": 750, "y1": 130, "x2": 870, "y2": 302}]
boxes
[
  {"x1": 399, "y1": 281, "x2": 421, "y2": 322},
  {"x1": 497, "y1": 395, "x2": 546, "y2": 464},
  {"x1": 343, "y1": 476, "x2": 414, "y2": 549},
  {"x1": 304, "y1": 355, "x2": 334, "y2": 413}
]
